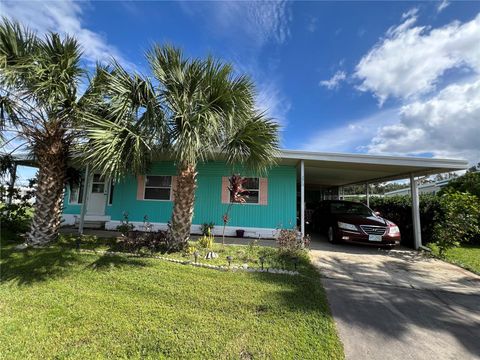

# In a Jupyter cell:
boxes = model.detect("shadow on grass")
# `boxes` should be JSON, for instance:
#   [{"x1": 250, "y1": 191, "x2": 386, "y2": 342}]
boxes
[
  {"x1": 88, "y1": 253, "x2": 147, "y2": 271},
  {"x1": 0, "y1": 245, "x2": 81, "y2": 286}
]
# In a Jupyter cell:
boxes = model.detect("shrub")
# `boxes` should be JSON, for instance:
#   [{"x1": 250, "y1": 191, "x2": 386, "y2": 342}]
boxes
[
  {"x1": 276, "y1": 228, "x2": 309, "y2": 254},
  {"x1": 433, "y1": 191, "x2": 480, "y2": 256},
  {"x1": 0, "y1": 181, "x2": 35, "y2": 233},
  {"x1": 439, "y1": 171, "x2": 480, "y2": 198},
  {"x1": 369, "y1": 194, "x2": 443, "y2": 247},
  {"x1": 200, "y1": 222, "x2": 215, "y2": 236},
  {"x1": 197, "y1": 234, "x2": 214, "y2": 249},
  {"x1": 117, "y1": 230, "x2": 168, "y2": 253}
]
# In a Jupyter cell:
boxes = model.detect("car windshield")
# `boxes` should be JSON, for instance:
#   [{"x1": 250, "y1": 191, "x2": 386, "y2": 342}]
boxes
[{"x1": 329, "y1": 202, "x2": 372, "y2": 216}]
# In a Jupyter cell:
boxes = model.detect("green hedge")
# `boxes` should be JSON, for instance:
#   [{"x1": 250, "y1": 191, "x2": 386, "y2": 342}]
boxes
[{"x1": 369, "y1": 194, "x2": 443, "y2": 248}]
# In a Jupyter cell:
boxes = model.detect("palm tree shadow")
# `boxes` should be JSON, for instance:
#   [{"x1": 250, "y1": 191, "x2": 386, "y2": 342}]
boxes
[
  {"x1": 0, "y1": 246, "x2": 81, "y2": 286},
  {"x1": 88, "y1": 253, "x2": 147, "y2": 271}
]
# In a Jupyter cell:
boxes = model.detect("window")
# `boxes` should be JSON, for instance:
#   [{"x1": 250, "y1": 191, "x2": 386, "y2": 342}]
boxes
[
  {"x1": 231, "y1": 177, "x2": 259, "y2": 204},
  {"x1": 69, "y1": 178, "x2": 84, "y2": 204},
  {"x1": 91, "y1": 174, "x2": 105, "y2": 193},
  {"x1": 144, "y1": 175, "x2": 172, "y2": 200}
]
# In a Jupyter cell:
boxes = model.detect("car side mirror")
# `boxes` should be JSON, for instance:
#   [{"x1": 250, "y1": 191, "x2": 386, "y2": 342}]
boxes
[{"x1": 374, "y1": 211, "x2": 381, "y2": 216}]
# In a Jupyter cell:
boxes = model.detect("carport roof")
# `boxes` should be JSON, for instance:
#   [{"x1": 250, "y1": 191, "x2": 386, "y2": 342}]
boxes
[{"x1": 279, "y1": 149, "x2": 469, "y2": 186}]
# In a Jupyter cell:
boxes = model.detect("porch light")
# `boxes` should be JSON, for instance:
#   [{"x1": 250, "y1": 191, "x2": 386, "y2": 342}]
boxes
[
  {"x1": 227, "y1": 255, "x2": 233, "y2": 267},
  {"x1": 259, "y1": 256, "x2": 265, "y2": 270}
]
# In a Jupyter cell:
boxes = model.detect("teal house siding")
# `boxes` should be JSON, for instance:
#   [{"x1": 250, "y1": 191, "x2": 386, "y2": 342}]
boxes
[{"x1": 62, "y1": 161, "x2": 297, "y2": 233}]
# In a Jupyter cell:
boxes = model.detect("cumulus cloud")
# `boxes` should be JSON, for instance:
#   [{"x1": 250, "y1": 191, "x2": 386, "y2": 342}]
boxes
[
  {"x1": 355, "y1": 12, "x2": 480, "y2": 104},
  {"x1": 367, "y1": 78, "x2": 480, "y2": 162},
  {"x1": 1, "y1": 0, "x2": 133, "y2": 68},
  {"x1": 320, "y1": 71, "x2": 347, "y2": 90}
]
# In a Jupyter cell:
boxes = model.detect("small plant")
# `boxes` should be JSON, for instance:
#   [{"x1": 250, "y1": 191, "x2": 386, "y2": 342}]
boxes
[
  {"x1": 200, "y1": 222, "x2": 215, "y2": 236},
  {"x1": 116, "y1": 211, "x2": 134, "y2": 236},
  {"x1": 184, "y1": 243, "x2": 197, "y2": 256},
  {"x1": 221, "y1": 174, "x2": 248, "y2": 245},
  {"x1": 143, "y1": 215, "x2": 153, "y2": 232},
  {"x1": 276, "y1": 227, "x2": 309, "y2": 254},
  {"x1": 197, "y1": 233, "x2": 215, "y2": 249}
]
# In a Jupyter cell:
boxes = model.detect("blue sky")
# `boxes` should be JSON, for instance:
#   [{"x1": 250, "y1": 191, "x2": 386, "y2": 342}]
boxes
[{"x1": 2, "y1": 0, "x2": 480, "y2": 183}]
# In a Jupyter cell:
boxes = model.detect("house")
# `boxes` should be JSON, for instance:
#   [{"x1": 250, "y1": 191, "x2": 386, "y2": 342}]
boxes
[
  {"x1": 59, "y1": 150, "x2": 468, "y2": 248},
  {"x1": 384, "y1": 178, "x2": 453, "y2": 197}
]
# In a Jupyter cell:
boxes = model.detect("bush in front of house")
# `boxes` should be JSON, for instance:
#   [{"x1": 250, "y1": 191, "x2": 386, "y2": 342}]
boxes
[
  {"x1": 432, "y1": 191, "x2": 480, "y2": 256},
  {"x1": 117, "y1": 230, "x2": 169, "y2": 253},
  {"x1": 369, "y1": 194, "x2": 442, "y2": 248},
  {"x1": 0, "y1": 181, "x2": 35, "y2": 234},
  {"x1": 370, "y1": 192, "x2": 480, "y2": 249}
]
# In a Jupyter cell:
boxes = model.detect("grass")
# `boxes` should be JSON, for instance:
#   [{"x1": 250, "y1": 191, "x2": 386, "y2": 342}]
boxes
[
  {"x1": 432, "y1": 244, "x2": 480, "y2": 275},
  {"x1": 0, "y1": 230, "x2": 343, "y2": 359}
]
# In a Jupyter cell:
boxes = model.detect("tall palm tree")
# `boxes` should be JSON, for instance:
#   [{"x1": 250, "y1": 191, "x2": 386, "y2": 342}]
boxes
[
  {"x1": 84, "y1": 45, "x2": 279, "y2": 249},
  {"x1": 0, "y1": 19, "x2": 103, "y2": 245}
]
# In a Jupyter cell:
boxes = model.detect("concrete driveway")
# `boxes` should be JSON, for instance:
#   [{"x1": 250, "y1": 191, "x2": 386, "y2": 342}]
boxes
[{"x1": 310, "y1": 237, "x2": 480, "y2": 360}]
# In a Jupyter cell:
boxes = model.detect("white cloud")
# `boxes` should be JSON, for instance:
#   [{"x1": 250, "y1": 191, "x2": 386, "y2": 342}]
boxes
[
  {"x1": 302, "y1": 109, "x2": 400, "y2": 153},
  {"x1": 437, "y1": 0, "x2": 450, "y2": 13},
  {"x1": 1, "y1": 0, "x2": 133, "y2": 68},
  {"x1": 256, "y1": 81, "x2": 291, "y2": 128},
  {"x1": 180, "y1": 1, "x2": 291, "y2": 48},
  {"x1": 355, "y1": 12, "x2": 480, "y2": 104},
  {"x1": 307, "y1": 17, "x2": 318, "y2": 33},
  {"x1": 320, "y1": 71, "x2": 347, "y2": 90},
  {"x1": 367, "y1": 78, "x2": 480, "y2": 163}
]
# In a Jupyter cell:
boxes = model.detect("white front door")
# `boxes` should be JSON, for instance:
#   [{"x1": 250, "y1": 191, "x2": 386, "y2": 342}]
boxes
[{"x1": 86, "y1": 174, "x2": 107, "y2": 215}]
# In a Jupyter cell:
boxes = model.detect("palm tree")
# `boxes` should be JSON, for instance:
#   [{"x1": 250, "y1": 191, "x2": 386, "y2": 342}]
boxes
[
  {"x1": 84, "y1": 45, "x2": 279, "y2": 249},
  {"x1": 0, "y1": 19, "x2": 103, "y2": 245}
]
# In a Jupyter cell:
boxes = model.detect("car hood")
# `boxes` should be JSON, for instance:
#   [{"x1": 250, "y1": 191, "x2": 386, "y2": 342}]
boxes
[{"x1": 335, "y1": 214, "x2": 388, "y2": 226}]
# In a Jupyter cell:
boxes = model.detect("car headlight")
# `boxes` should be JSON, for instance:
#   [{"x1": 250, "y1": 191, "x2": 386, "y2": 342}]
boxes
[
  {"x1": 337, "y1": 222, "x2": 357, "y2": 231},
  {"x1": 389, "y1": 226, "x2": 400, "y2": 234}
]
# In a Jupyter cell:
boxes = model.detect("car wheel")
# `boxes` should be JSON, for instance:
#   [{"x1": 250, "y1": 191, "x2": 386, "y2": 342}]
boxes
[{"x1": 328, "y1": 226, "x2": 336, "y2": 244}]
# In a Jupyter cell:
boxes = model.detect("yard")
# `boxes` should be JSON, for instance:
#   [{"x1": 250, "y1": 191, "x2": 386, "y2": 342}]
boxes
[
  {"x1": 0, "y1": 232, "x2": 343, "y2": 359},
  {"x1": 431, "y1": 244, "x2": 480, "y2": 275}
]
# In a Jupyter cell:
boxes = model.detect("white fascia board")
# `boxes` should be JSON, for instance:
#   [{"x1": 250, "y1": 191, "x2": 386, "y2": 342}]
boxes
[{"x1": 279, "y1": 149, "x2": 468, "y2": 170}]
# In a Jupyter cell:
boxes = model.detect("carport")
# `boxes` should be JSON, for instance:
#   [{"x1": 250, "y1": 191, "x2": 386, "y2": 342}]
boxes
[{"x1": 280, "y1": 150, "x2": 468, "y2": 249}]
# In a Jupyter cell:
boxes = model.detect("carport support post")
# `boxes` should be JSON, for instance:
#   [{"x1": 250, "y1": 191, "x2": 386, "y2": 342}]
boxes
[
  {"x1": 410, "y1": 174, "x2": 422, "y2": 250},
  {"x1": 300, "y1": 159, "x2": 305, "y2": 237},
  {"x1": 78, "y1": 165, "x2": 90, "y2": 235},
  {"x1": 366, "y1": 182, "x2": 370, "y2": 207}
]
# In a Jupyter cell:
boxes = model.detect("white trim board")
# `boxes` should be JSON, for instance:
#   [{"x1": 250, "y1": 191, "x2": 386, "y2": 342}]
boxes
[{"x1": 104, "y1": 220, "x2": 279, "y2": 239}]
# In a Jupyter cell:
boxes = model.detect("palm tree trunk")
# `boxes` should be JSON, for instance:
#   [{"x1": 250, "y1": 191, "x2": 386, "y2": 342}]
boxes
[
  {"x1": 27, "y1": 144, "x2": 67, "y2": 245},
  {"x1": 170, "y1": 165, "x2": 197, "y2": 249}
]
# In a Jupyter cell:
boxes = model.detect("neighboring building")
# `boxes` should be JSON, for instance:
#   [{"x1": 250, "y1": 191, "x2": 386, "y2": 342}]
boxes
[
  {"x1": 384, "y1": 178, "x2": 453, "y2": 197},
  {"x1": 59, "y1": 150, "x2": 467, "y2": 243}
]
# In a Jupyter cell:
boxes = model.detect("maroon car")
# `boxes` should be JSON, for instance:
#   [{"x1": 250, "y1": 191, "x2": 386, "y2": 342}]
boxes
[{"x1": 312, "y1": 200, "x2": 401, "y2": 247}]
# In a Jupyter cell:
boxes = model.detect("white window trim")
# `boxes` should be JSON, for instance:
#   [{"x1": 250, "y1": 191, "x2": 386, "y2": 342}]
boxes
[
  {"x1": 143, "y1": 175, "x2": 173, "y2": 201},
  {"x1": 229, "y1": 177, "x2": 261, "y2": 205}
]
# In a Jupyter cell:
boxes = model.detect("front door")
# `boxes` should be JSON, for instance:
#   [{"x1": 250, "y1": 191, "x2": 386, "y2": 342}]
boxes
[{"x1": 86, "y1": 174, "x2": 107, "y2": 215}]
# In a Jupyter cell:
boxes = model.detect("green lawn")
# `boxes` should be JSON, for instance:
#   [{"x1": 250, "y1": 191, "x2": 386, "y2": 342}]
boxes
[
  {"x1": 437, "y1": 244, "x2": 480, "y2": 275},
  {"x1": 0, "y1": 232, "x2": 343, "y2": 359}
]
